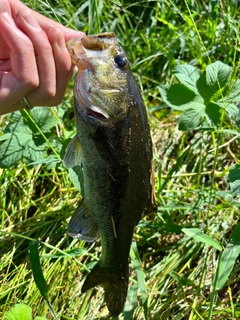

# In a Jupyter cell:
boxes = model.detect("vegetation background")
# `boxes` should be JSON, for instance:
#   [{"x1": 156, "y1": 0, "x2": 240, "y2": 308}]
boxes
[{"x1": 1, "y1": 0, "x2": 240, "y2": 319}]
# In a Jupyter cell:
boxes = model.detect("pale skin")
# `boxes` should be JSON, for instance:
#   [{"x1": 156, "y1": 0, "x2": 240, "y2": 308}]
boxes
[{"x1": 0, "y1": 0, "x2": 85, "y2": 115}]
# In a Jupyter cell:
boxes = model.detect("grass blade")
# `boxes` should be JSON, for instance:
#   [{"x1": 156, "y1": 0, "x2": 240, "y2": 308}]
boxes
[
  {"x1": 28, "y1": 241, "x2": 48, "y2": 300},
  {"x1": 182, "y1": 228, "x2": 222, "y2": 251},
  {"x1": 28, "y1": 241, "x2": 57, "y2": 319},
  {"x1": 124, "y1": 282, "x2": 138, "y2": 320},
  {"x1": 215, "y1": 223, "x2": 240, "y2": 290},
  {"x1": 131, "y1": 241, "x2": 148, "y2": 319}
]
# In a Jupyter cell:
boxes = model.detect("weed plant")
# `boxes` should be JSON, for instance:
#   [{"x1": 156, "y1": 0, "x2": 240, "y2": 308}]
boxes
[{"x1": 1, "y1": 0, "x2": 240, "y2": 319}]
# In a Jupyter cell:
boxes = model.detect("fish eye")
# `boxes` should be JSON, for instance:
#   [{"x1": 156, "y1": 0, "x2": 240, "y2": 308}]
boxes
[{"x1": 114, "y1": 55, "x2": 128, "y2": 70}]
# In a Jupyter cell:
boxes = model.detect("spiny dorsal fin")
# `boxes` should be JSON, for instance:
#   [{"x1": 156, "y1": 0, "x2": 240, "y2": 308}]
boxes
[
  {"x1": 68, "y1": 200, "x2": 98, "y2": 242},
  {"x1": 63, "y1": 135, "x2": 82, "y2": 169}
]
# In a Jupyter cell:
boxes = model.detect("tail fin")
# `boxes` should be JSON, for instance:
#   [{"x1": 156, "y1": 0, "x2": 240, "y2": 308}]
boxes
[{"x1": 81, "y1": 263, "x2": 128, "y2": 317}]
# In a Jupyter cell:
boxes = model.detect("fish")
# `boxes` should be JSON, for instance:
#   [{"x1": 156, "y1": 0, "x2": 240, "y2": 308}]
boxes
[{"x1": 64, "y1": 32, "x2": 155, "y2": 317}]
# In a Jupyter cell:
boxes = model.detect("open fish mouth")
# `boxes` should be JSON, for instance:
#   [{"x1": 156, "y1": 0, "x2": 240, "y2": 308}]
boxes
[
  {"x1": 86, "y1": 105, "x2": 109, "y2": 121},
  {"x1": 74, "y1": 70, "x2": 111, "y2": 122}
]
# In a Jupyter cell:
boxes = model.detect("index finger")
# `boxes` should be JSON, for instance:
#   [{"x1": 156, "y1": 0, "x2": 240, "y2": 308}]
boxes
[{"x1": 31, "y1": 10, "x2": 85, "y2": 41}]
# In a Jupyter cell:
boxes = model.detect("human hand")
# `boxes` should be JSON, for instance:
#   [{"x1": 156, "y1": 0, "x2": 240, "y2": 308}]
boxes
[{"x1": 0, "y1": 0, "x2": 85, "y2": 115}]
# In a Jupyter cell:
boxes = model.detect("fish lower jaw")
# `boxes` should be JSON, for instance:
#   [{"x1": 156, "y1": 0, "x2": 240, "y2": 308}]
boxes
[{"x1": 85, "y1": 106, "x2": 109, "y2": 122}]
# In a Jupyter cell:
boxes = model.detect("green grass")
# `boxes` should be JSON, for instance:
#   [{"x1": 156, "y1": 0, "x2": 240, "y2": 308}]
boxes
[{"x1": 1, "y1": 0, "x2": 240, "y2": 319}]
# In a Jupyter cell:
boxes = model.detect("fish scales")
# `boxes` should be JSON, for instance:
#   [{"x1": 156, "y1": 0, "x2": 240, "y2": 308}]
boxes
[{"x1": 64, "y1": 32, "x2": 155, "y2": 317}]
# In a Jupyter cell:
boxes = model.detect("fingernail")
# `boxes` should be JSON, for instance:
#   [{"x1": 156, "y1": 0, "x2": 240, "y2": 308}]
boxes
[
  {"x1": 2, "y1": 12, "x2": 16, "y2": 26},
  {"x1": 64, "y1": 30, "x2": 86, "y2": 39},
  {"x1": 21, "y1": 10, "x2": 41, "y2": 31}
]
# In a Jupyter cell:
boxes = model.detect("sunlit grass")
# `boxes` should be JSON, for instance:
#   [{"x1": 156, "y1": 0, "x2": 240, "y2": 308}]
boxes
[{"x1": 1, "y1": 0, "x2": 240, "y2": 319}]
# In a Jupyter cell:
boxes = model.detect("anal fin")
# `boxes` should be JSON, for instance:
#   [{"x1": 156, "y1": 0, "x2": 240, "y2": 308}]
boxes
[{"x1": 68, "y1": 200, "x2": 98, "y2": 242}]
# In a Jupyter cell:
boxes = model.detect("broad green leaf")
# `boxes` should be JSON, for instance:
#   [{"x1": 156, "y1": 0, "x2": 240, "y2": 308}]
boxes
[
  {"x1": 205, "y1": 61, "x2": 232, "y2": 102},
  {"x1": 215, "y1": 224, "x2": 240, "y2": 290},
  {"x1": 227, "y1": 79, "x2": 240, "y2": 103},
  {"x1": 23, "y1": 139, "x2": 47, "y2": 163},
  {"x1": 178, "y1": 106, "x2": 205, "y2": 131},
  {"x1": 0, "y1": 133, "x2": 47, "y2": 167},
  {"x1": 217, "y1": 102, "x2": 239, "y2": 120},
  {"x1": 0, "y1": 133, "x2": 32, "y2": 167},
  {"x1": 158, "y1": 84, "x2": 197, "y2": 110},
  {"x1": 174, "y1": 64, "x2": 202, "y2": 94},
  {"x1": 206, "y1": 61, "x2": 232, "y2": 89},
  {"x1": 10, "y1": 110, "x2": 23, "y2": 122},
  {"x1": 35, "y1": 317, "x2": 47, "y2": 320},
  {"x1": 229, "y1": 163, "x2": 240, "y2": 196},
  {"x1": 6, "y1": 112, "x2": 32, "y2": 135},
  {"x1": 196, "y1": 73, "x2": 212, "y2": 103},
  {"x1": 27, "y1": 107, "x2": 58, "y2": 132},
  {"x1": 28, "y1": 241, "x2": 48, "y2": 300},
  {"x1": 5, "y1": 303, "x2": 32, "y2": 320},
  {"x1": 205, "y1": 103, "x2": 221, "y2": 127},
  {"x1": 182, "y1": 228, "x2": 222, "y2": 251},
  {"x1": 225, "y1": 103, "x2": 239, "y2": 119},
  {"x1": 0, "y1": 111, "x2": 48, "y2": 167},
  {"x1": 217, "y1": 85, "x2": 240, "y2": 105},
  {"x1": 0, "y1": 132, "x2": 14, "y2": 141}
]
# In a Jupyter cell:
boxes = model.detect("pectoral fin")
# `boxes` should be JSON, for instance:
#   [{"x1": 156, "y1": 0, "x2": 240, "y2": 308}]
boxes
[
  {"x1": 68, "y1": 200, "x2": 98, "y2": 242},
  {"x1": 63, "y1": 135, "x2": 82, "y2": 169}
]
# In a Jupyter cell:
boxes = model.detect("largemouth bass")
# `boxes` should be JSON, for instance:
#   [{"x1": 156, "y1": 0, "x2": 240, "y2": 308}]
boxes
[{"x1": 64, "y1": 32, "x2": 155, "y2": 317}]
